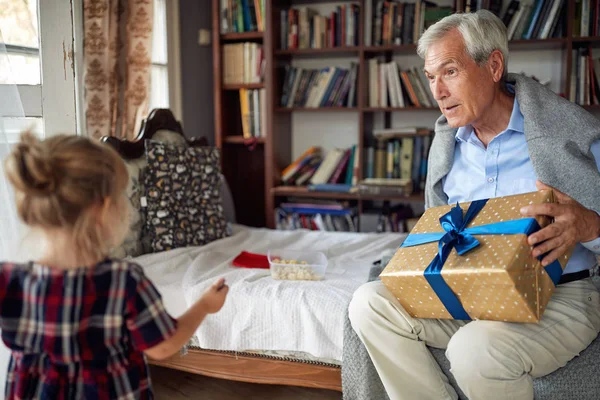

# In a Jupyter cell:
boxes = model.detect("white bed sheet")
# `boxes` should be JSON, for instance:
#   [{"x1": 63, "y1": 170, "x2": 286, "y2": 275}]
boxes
[{"x1": 134, "y1": 224, "x2": 406, "y2": 361}]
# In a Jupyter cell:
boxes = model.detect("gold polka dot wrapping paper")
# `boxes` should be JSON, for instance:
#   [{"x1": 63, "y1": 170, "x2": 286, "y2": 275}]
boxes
[{"x1": 380, "y1": 190, "x2": 574, "y2": 323}]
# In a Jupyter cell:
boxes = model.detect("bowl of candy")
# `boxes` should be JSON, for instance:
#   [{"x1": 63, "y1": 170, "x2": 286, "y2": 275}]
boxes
[{"x1": 267, "y1": 249, "x2": 328, "y2": 281}]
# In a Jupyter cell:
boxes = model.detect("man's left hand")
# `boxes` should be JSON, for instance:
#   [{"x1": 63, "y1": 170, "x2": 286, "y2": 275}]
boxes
[{"x1": 519, "y1": 181, "x2": 600, "y2": 266}]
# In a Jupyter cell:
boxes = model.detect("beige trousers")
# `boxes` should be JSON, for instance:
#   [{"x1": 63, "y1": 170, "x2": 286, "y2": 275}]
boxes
[{"x1": 348, "y1": 278, "x2": 600, "y2": 400}]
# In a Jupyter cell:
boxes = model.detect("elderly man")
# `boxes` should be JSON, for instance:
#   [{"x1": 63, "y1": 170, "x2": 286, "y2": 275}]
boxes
[{"x1": 349, "y1": 10, "x2": 600, "y2": 400}]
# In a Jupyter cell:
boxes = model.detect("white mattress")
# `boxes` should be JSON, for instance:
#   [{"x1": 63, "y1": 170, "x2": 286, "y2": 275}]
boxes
[{"x1": 134, "y1": 224, "x2": 406, "y2": 361}]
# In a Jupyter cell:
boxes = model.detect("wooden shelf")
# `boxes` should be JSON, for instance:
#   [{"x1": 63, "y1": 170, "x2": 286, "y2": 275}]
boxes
[
  {"x1": 221, "y1": 32, "x2": 264, "y2": 41},
  {"x1": 214, "y1": 0, "x2": 588, "y2": 230},
  {"x1": 363, "y1": 44, "x2": 417, "y2": 54},
  {"x1": 583, "y1": 104, "x2": 600, "y2": 110},
  {"x1": 223, "y1": 83, "x2": 264, "y2": 90},
  {"x1": 571, "y1": 36, "x2": 600, "y2": 43},
  {"x1": 363, "y1": 107, "x2": 439, "y2": 112},
  {"x1": 363, "y1": 38, "x2": 567, "y2": 54},
  {"x1": 275, "y1": 46, "x2": 360, "y2": 56},
  {"x1": 224, "y1": 136, "x2": 265, "y2": 144},
  {"x1": 272, "y1": 186, "x2": 425, "y2": 202},
  {"x1": 276, "y1": 107, "x2": 358, "y2": 112},
  {"x1": 508, "y1": 38, "x2": 568, "y2": 50}
]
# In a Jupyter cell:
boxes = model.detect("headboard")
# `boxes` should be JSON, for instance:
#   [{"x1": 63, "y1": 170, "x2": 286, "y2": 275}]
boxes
[{"x1": 100, "y1": 109, "x2": 208, "y2": 159}]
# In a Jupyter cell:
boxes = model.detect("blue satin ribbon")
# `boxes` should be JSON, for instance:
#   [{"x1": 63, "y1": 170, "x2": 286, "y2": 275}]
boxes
[{"x1": 400, "y1": 199, "x2": 563, "y2": 320}]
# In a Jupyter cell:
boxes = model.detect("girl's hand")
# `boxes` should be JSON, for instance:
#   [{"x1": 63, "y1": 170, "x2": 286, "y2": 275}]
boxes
[{"x1": 199, "y1": 278, "x2": 229, "y2": 314}]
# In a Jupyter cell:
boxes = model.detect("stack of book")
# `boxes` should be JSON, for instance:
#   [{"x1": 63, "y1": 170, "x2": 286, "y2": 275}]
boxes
[
  {"x1": 280, "y1": 64, "x2": 359, "y2": 108},
  {"x1": 275, "y1": 202, "x2": 358, "y2": 232},
  {"x1": 364, "y1": 1, "x2": 453, "y2": 46},
  {"x1": 280, "y1": 4, "x2": 360, "y2": 50},
  {"x1": 364, "y1": 127, "x2": 434, "y2": 193},
  {"x1": 239, "y1": 88, "x2": 267, "y2": 138},
  {"x1": 375, "y1": 202, "x2": 415, "y2": 233},
  {"x1": 368, "y1": 61, "x2": 436, "y2": 108},
  {"x1": 220, "y1": 0, "x2": 266, "y2": 33},
  {"x1": 280, "y1": 146, "x2": 360, "y2": 189},
  {"x1": 571, "y1": 48, "x2": 600, "y2": 106},
  {"x1": 501, "y1": 0, "x2": 566, "y2": 40},
  {"x1": 354, "y1": 178, "x2": 413, "y2": 196},
  {"x1": 223, "y1": 43, "x2": 265, "y2": 84},
  {"x1": 572, "y1": 0, "x2": 600, "y2": 37}
]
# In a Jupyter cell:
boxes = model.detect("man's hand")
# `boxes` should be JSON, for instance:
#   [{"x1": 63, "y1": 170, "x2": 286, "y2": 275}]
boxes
[{"x1": 519, "y1": 181, "x2": 600, "y2": 266}]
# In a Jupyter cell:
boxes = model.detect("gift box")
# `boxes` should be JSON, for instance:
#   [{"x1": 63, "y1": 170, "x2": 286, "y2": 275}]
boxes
[{"x1": 380, "y1": 191, "x2": 574, "y2": 323}]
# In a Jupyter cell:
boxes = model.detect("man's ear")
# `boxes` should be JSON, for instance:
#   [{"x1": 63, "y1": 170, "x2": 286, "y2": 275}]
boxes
[{"x1": 488, "y1": 50, "x2": 504, "y2": 83}]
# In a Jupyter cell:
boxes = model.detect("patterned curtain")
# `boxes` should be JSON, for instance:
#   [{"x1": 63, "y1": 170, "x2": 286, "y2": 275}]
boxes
[{"x1": 83, "y1": 0, "x2": 153, "y2": 139}]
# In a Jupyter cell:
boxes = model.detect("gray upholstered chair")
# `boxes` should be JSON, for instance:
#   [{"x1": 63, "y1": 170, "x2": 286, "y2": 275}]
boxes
[{"x1": 342, "y1": 276, "x2": 600, "y2": 400}]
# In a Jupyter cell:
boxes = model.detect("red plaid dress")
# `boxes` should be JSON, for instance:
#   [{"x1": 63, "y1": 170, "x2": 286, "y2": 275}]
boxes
[{"x1": 0, "y1": 259, "x2": 177, "y2": 399}]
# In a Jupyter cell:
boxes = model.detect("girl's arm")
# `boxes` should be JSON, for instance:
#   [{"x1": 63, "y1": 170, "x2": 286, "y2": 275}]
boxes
[{"x1": 144, "y1": 278, "x2": 229, "y2": 361}]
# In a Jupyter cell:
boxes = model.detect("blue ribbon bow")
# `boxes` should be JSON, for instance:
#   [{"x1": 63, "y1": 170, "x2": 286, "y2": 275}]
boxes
[{"x1": 400, "y1": 199, "x2": 563, "y2": 320}]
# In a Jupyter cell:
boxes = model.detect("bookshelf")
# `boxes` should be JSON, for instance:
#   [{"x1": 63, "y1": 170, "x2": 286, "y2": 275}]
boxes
[{"x1": 213, "y1": 0, "x2": 599, "y2": 229}]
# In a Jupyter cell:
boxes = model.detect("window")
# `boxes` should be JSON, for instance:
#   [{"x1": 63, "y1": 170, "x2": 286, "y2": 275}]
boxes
[
  {"x1": 0, "y1": 0, "x2": 40, "y2": 85},
  {"x1": 0, "y1": 0, "x2": 77, "y2": 140},
  {"x1": 150, "y1": 0, "x2": 169, "y2": 110},
  {"x1": 149, "y1": 0, "x2": 182, "y2": 119}
]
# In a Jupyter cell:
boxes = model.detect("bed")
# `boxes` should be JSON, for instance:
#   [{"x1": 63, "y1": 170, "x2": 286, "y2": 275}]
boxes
[{"x1": 102, "y1": 109, "x2": 407, "y2": 392}]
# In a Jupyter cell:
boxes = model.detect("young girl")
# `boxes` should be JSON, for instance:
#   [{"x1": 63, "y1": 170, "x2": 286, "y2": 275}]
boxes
[{"x1": 1, "y1": 132, "x2": 229, "y2": 399}]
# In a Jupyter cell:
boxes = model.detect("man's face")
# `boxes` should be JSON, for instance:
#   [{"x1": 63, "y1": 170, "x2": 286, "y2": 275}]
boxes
[{"x1": 423, "y1": 29, "x2": 497, "y2": 128}]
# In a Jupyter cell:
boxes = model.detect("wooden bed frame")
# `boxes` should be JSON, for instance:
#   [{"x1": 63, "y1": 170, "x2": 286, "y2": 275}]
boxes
[{"x1": 101, "y1": 109, "x2": 342, "y2": 392}]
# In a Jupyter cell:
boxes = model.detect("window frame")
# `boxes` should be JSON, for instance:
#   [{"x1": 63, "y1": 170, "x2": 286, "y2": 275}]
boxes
[
  {"x1": 0, "y1": 0, "x2": 78, "y2": 138},
  {"x1": 165, "y1": 0, "x2": 182, "y2": 122}
]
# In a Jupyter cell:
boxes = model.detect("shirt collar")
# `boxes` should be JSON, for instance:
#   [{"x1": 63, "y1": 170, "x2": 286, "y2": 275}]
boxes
[{"x1": 455, "y1": 85, "x2": 524, "y2": 143}]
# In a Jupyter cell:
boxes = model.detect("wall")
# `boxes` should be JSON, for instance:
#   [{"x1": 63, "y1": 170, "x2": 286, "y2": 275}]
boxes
[{"x1": 179, "y1": 0, "x2": 214, "y2": 144}]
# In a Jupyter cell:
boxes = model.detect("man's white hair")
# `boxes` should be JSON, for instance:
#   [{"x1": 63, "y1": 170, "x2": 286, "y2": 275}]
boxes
[{"x1": 417, "y1": 10, "x2": 509, "y2": 81}]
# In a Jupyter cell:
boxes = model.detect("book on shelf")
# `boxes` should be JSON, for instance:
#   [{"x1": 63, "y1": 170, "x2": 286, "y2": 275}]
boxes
[
  {"x1": 280, "y1": 4, "x2": 361, "y2": 50},
  {"x1": 375, "y1": 202, "x2": 415, "y2": 233},
  {"x1": 280, "y1": 64, "x2": 358, "y2": 108},
  {"x1": 280, "y1": 145, "x2": 358, "y2": 187},
  {"x1": 368, "y1": 61, "x2": 435, "y2": 108},
  {"x1": 281, "y1": 146, "x2": 323, "y2": 185},
  {"x1": 500, "y1": 0, "x2": 566, "y2": 40},
  {"x1": 239, "y1": 88, "x2": 267, "y2": 138},
  {"x1": 353, "y1": 178, "x2": 413, "y2": 196},
  {"x1": 308, "y1": 183, "x2": 354, "y2": 193},
  {"x1": 365, "y1": 130, "x2": 434, "y2": 192},
  {"x1": 220, "y1": 0, "x2": 266, "y2": 33},
  {"x1": 275, "y1": 202, "x2": 358, "y2": 231},
  {"x1": 373, "y1": 127, "x2": 432, "y2": 140},
  {"x1": 223, "y1": 43, "x2": 265, "y2": 85},
  {"x1": 365, "y1": 1, "x2": 453, "y2": 47},
  {"x1": 571, "y1": 47, "x2": 600, "y2": 106}
]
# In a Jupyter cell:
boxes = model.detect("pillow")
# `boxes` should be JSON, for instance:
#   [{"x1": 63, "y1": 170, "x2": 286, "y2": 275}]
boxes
[
  {"x1": 110, "y1": 130, "x2": 194, "y2": 258},
  {"x1": 142, "y1": 140, "x2": 229, "y2": 252}
]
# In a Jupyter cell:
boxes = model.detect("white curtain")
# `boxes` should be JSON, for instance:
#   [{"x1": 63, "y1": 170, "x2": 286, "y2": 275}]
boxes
[
  {"x1": 0, "y1": 39, "x2": 29, "y2": 262},
  {"x1": 0, "y1": 38, "x2": 27, "y2": 398}
]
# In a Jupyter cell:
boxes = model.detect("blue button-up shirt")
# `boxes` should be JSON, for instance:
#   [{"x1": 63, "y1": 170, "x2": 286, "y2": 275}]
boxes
[{"x1": 443, "y1": 96, "x2": 600, "y2": 274}]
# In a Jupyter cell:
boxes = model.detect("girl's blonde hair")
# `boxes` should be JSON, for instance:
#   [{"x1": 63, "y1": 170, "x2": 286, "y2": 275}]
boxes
[{"x1": 4, "y1": 132, "x2": 129, "y2": 261}]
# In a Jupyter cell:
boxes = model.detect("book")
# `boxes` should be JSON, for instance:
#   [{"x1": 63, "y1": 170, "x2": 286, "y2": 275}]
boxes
[
  {"x1": 308, "y1": 183, "x2": 353, "y2": 193},
  {"x1": 359, "y1": 178, "x2": 412, "y2": 187},
  {"x1": 281, "y1": 146, "x2": 322, "y2": 182},
  {"x1": 310, "y1": 148, "x2": 345, "y2": 184},
  {"x1": 328, "y1": 148, "x2": 352, "y2": 183},
  {"x1": 400, "y1": 137, "x2": 414, "y2": 180}
]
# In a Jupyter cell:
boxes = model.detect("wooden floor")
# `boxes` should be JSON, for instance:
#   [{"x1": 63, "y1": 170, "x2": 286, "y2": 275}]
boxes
[{"x1": 150, "y1": 366, "x2": 343, "y2": 400}]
